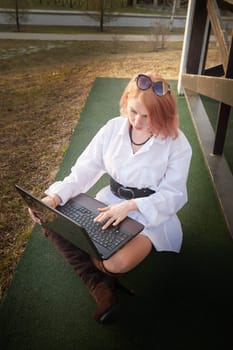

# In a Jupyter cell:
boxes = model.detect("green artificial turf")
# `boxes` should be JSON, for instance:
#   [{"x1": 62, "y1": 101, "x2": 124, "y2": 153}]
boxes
[{"x1": 0, "y1": 78, "x2": 233, "y2": 350}]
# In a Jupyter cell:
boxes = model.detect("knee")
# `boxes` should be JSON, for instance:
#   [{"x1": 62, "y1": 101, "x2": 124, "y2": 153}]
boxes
[{"x1": 103, "y1": 254, "x2": 130, "y2": 274}]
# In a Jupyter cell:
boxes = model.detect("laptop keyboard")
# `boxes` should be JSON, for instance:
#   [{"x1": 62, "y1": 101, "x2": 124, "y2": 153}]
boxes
[{"x1": 58, "y1": 202, "x2": 129, "y2": 251}]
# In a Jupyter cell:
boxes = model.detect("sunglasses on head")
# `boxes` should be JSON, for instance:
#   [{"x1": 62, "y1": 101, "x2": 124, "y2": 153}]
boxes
[{"x1": 136, "y1": 74, "x2": 171, "y2": 97}]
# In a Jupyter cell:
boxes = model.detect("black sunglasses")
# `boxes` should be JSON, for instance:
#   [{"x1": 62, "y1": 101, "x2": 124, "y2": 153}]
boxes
[{"x1": 136, "y1": 74, "x2": 171, "y2": 97}]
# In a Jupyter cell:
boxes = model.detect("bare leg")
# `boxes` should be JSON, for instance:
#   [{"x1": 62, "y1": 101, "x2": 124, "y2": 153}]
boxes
[{"x1": 103, "y1": 234, "x2": 152, "y2": 274}]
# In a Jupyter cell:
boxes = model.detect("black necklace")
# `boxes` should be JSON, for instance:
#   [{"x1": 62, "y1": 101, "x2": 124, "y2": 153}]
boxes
[{"x1": 129, "y1": 126, "x2": 152, "y2": 146}]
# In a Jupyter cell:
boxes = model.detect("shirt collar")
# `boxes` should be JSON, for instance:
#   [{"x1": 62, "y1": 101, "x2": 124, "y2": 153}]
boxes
[
  {"x1": 118, "y1": 117, "x2": 166, "y2": 145},
  {"x1": 118, "y1": 117, "x2": 129, "y2": 136}
]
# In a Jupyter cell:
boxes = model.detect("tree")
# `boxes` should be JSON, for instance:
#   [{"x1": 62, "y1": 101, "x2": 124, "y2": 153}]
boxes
[
  {"x1": 4, "y1": 0, "x2": 30, "y2": 32},
  {"x1": 169, "y1": 0, "x2": 176, "y2": 31},
  {"x1": 85, "y1": 0, "x2": 120, "y2": 32},
  {"x1": 169, "y1": 0, "x2": 181, "y2": 31}
]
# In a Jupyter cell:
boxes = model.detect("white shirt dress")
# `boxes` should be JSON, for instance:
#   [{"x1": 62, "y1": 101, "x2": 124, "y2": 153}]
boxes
[{"x1": 45, "y1": 116, "x2": 192, "y2": 253}]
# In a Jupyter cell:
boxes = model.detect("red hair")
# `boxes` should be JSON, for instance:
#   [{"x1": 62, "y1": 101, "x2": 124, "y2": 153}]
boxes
[{"x1": 119, "y1": 72, "x2": 179, "y2": 139}]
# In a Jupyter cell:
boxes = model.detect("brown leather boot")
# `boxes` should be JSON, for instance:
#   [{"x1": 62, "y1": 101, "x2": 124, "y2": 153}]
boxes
[
  {"x1": 90, "y1": 279, "x2": 118, "y2": 322},
  {"x1": 92, "y1": 257, "x2": 135, "y2": 296},
  {"x1": 43, "y1": 228, "x2": 118, "y2": 322}
]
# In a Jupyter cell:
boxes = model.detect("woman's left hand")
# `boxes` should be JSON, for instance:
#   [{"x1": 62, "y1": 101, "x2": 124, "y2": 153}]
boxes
[{"x1": 94, "y1": 200, "x2": 138, "y2": 230}]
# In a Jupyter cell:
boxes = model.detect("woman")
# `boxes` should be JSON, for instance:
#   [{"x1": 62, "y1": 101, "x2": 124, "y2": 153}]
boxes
[{"x1": 30, "y1": 72, "x2": 192, "y2": 322}]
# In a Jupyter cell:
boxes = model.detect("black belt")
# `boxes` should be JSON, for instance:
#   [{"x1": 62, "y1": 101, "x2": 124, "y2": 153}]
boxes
[{"x1": 110, "y1": 177, "x2": 155, "y2": 200}]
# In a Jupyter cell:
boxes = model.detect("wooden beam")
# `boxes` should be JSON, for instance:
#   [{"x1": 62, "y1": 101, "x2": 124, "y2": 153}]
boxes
[
  {"x1": 184, "y1": 89, "x2": 233, "y2": 236},
  {"x1": 204, "y1": 64, "x2": 224, "y2": 76},
  {"x1": 219, "y1": 0, "x2": 233, "y2": 11},
  {"x1": 200, "y1": 19, "x2": 212, "y2": 75},
  {"x1": 182, "y1": 74, "x2": 233, "y2": 106},
  {"x1": 213, "y1": 103, "x2": 231, "y2": 154},
  {"x1": 207, "y1": 0, "x2": 229, "y2": 71},
  {"x1": 186, "y1": 0, "x2": 208, "y2": 74},
  {"x1": 213, "y1": 35, "x2": 233, "y2": 154},
  {"x1": 225, "y1": 35, "x2": 233, "y2": 78}
]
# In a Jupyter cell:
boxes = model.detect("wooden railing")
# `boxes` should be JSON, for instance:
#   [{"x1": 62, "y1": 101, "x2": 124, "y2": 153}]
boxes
[
  {"x1": 180, "y1": 0, "x2": 233, "y2": 235},
  {"x1": 181, "y1": 0, "x2": 233, "y2": 155}
]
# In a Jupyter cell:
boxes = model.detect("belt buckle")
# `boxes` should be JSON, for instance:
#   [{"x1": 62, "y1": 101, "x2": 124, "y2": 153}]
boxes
[{"x1": 117, "y1": 186, "x2": 135, "y2": 200}]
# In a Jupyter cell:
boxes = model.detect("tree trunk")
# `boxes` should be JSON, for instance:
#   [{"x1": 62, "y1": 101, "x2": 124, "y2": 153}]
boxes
[
  {"x1": 15, "y1": 0, "x2": 20, "y2": 32},
  {"x1": 100, "y1": 0, "x2": 104, "y2": 32},
  {"x1": 169, "y1": 0, "x2": 177, "y2": 32}
]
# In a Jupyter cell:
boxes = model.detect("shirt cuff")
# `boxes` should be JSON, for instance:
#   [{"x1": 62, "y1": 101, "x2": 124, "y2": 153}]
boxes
[{"x1": 44, "y1": 182, "x2": 76, "y2": 206}]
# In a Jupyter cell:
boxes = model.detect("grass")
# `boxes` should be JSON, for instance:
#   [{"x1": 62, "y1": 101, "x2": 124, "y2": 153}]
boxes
[
  {"x1": 0, "y1": 36, "x2": 221, "y2": 303},
  {"x1": 0, "y1": 23, "x2": 185, "y2": 35},
  {"x1": 0, "y1": 38, "x2": 184, "y2": 64},
  {"x1": 0, "y1": 2, "x2": 187, "y2": 34}
]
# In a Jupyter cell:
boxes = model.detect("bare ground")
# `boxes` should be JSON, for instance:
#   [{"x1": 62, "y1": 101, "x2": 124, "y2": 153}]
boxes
[{"x1": 0, "y1": 39, "x2": 221, "y2": 302}]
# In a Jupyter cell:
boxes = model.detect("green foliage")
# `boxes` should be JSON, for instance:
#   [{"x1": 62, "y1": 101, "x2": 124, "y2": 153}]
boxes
[
  {"x1": 1, "y1": 0, "x2": 129, "y2": 10},
  {"x1": 2, "y1": 0, "x2": 32, "y2": 10}
]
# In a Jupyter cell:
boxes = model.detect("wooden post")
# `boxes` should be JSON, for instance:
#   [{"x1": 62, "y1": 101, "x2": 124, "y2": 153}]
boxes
[
  {"x1": 177, "y1": 0, "x2": 196, "y2": 95},
  {"x1": 213, "y1": 35, "x2": 233, "y2": 155},
  {"x1": 186, "y1": 0, "x2": 208, "y2": 74}
]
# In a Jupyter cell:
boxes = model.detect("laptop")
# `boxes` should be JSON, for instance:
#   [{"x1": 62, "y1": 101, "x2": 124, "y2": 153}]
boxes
[{"x1": 15, "y1": 185, "x2": 144, "y2": 260}]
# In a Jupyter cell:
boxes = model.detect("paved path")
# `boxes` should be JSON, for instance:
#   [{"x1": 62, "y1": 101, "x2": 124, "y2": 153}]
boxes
[{"x1": 0, "y1": 32, "x2": 184, "y2": 41}]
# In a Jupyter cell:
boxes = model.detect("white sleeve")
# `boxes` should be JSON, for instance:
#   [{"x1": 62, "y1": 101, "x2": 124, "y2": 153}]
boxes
[
  {"x1": 45, "y1": 124, "x2": 107, "y2": 205},
  {"x1": 134, "y1": 136, "x2": 192, "y2": 227}
]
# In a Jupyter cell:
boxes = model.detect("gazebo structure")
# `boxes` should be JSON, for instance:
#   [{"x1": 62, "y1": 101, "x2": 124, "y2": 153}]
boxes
[{"x1": 178, "y1": 0, "x2": 233, "y2": 236}]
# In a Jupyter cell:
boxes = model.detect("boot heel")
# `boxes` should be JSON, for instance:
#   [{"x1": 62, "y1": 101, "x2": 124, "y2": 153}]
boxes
[{"x1": 97, "y1": 302, "x2": 120, "y2": 324}]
